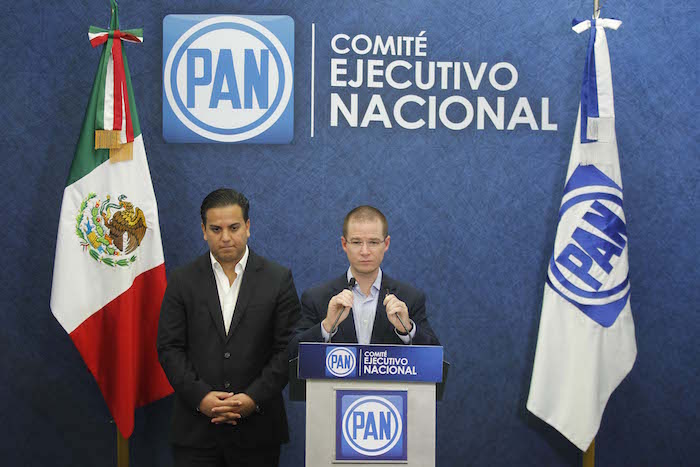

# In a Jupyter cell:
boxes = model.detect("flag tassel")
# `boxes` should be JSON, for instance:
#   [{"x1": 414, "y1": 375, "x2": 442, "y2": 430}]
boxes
[
  {"x1": 109, "y1": 141, "x2": 133, "y2": 163},
  {"x1": 88, "y1": 0, "x2": 143, "y2": 159},
  {"x1": 95, "y1": 129, "x2": 123, "y2": 149}
]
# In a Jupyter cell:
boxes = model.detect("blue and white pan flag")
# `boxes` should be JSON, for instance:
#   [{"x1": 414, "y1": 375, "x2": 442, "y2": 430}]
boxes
[{"x1": 526, "y1": 16, "x2": 637, "y2": 451}]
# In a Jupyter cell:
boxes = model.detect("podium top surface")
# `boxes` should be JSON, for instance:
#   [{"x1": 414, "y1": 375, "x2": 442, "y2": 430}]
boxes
[{"x1": 297, "y1": 342, "x2": 444, "y2": 382}]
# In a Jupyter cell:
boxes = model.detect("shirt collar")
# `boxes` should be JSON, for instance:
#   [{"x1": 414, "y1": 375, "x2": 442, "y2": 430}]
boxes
[
  {"x1": 210, "y1": 246, "x2": 249, "y2": 275},
  {"x1": 346, "y1": 267, "x2": 382, "y2": 296}
]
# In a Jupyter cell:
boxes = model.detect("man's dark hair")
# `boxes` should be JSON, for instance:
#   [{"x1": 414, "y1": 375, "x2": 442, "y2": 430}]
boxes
[
  {"x1": 200, "y1": 188, "x2": 250, "y2": 225},
  {"x1": 343, "y1": 205, "x2": 388, "y2": 238}
]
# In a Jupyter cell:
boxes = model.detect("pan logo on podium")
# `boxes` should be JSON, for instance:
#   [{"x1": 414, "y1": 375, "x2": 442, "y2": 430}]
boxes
[
  {"x1": 163, "y1": 15, "x2": 294, "y2": 143},
  {"x1": 325, "y1": 346, "x2": 357, "y2": 378},
  {"x1": 336, "y1": 390, "x2": 407, "y2": 461},
  {"x1": 299, "y1": 343, "x2": 443, "y2": 382}
]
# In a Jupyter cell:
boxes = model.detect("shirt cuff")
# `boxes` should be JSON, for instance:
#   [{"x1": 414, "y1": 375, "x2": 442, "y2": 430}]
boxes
[
  {"x1": 395, "y1": 320, "x2": 416, "y2": 344},
  {"x1": 320, "y1": 322, "x2": 338, "y2": 342}
]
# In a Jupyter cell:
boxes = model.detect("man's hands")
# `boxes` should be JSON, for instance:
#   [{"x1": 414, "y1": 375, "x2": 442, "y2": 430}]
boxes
[
  {"x1": 323, "y1": 290, "x2": 412, "y2": 335},
  {"x1": 322, "y1": 289, "x2": 353, "y2": 333},
  {"x1": 383, "y1": 294, "x2": 413, "y2": 334},
  {"x1": 199, "y1": 391, "x2": 256, "y2": 425}
]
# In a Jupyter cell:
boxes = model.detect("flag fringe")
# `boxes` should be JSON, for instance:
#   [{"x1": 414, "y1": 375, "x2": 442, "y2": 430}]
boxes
[
  {"x1": 109, "y1": 142, "x2": 133, "y2": 162},
  {"x1": 95, "y1": 130, "x2": 122, "y2": 149}
]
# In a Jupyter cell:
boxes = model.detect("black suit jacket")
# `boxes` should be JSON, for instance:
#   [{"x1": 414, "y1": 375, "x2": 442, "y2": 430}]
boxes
[
  {"x1": 291, "y1": 273, "x2": 439, "y2": 353},
  {"x1": 157, "y1": 251, "x2": 300, "y2": 448}
]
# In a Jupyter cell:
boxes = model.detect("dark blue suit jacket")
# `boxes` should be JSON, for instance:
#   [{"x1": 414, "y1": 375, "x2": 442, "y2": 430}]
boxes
[{"x1": 291, "y1": 273, "x2": 440, "y2": 353}]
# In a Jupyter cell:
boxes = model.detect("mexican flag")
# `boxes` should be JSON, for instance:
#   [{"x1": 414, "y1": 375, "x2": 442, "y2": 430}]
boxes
[{"x1": 50, "y1": 0, "x2": 172, "y2": 438}]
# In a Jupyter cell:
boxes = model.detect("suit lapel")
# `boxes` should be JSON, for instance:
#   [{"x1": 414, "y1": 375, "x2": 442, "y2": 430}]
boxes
[
  {"x1": 201, "y1": 254, "x2": 227, "y2": 341},
  {"x1": 330, "y1": 274, "x2": 358, "y2": 343},
  {"x1": 338, "y1": 308, "x2": 358, "y2": 343},
  {"x1": 370, "y1": 276, "x2": 393, "y2": 343},
  {"x1": 225, "y1": 250, "x2": 260, "y2": 343}
]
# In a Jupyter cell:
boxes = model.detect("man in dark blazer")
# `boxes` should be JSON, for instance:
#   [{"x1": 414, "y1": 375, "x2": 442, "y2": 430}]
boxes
[
  {"x1": 157, "y1": 189, "x2": 300, "y2": 467},
  {"x1": 292, "y1": 206, "x2": 439, "y2": 350}
]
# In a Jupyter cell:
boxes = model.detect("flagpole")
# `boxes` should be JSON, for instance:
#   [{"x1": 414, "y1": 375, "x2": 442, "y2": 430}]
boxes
[
  {"x1": 583, "y1": 438, "x2": 595, "y2": 467},
  {"x1": 582, "y1": 0, "x2": 598, "y2": 450},
  {"x1": 582, "y1": 0, "x2": 599, "y2": 461},
  {"x1": 117, "y1": 428, "x2": 129, "y2": 467},
  {"x1": 583, "y1": 1, "x2": 598, "y2": 463}
]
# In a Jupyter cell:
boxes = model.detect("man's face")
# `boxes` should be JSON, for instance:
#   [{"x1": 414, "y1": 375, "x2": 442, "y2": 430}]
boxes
[
  {"x1": 341, "y1": 218, "x2": 390, "y2": 277},
  {"x1": 202, "y1": 204, "x2": 250, "y2": 266}
]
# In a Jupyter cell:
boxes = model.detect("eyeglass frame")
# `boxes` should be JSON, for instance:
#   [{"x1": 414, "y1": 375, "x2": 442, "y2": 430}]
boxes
[{"x1": 342, "y1": 237, "x2": 388, "y2": 250}]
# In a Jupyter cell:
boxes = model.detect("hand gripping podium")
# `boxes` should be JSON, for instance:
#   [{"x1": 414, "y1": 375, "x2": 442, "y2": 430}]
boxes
[{"x1": 290, "y1": 343, "x2": 446, "y2": 466}]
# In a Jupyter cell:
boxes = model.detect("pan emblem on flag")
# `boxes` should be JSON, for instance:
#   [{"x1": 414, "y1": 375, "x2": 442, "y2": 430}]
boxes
[
  {"x1": 548, "y1": 164, "x2": 630, "y2": 327},
  {"x1": 75, "y1": 193, "x2": 147, "y2": 267}
]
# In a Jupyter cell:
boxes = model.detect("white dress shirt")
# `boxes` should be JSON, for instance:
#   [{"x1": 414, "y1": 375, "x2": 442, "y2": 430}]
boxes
[
  {"x1": 210, "y1": 246, "x2": 249, "y2": 335},
  {"x1": 321, "y1": 267, "x2": 416, "y2": 344}
]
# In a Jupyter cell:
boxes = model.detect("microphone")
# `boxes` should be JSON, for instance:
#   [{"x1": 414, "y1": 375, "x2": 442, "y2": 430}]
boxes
[
  {"x1": 386, "y1": 288, "x2": 412, "y2": 345},
  {"x1": 329, "y1": 278, "x2": 356, "y2": 339}
]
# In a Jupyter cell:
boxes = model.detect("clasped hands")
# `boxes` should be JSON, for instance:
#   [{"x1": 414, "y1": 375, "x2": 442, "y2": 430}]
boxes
[
  {"x1": 322, "y1": 289, "x2": 413, "y2": 334},
  {"x1": 199, "y1": 391, "x2": 256, "y2": 425}
]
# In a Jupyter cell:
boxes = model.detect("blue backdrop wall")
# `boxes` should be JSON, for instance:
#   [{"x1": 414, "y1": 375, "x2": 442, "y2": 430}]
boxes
[{"x1": 1, "y1": 1, "x2": 698, "y2": 466}]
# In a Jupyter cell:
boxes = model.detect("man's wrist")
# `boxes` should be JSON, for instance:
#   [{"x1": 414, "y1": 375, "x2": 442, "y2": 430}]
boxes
[
  {"x1": 322, "y1": 318, "x2": 333, "y2": 333},
  {"x1": 396, "y1": 320, "x2": 414, "y2": 335}
]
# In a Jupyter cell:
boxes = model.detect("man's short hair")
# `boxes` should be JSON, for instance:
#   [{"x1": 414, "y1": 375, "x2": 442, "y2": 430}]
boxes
[
  {"x1": 343, "y1": 205, "x2": 388, "y2": 238},
  {"x1": 200, "y1": 188, "x2": 250, "y2": 225}
]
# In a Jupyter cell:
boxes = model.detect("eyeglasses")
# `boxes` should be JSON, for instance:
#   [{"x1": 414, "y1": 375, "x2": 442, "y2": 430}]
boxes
[{"x1": 346, "y1": 239, "x2": 385, "y2": 250}]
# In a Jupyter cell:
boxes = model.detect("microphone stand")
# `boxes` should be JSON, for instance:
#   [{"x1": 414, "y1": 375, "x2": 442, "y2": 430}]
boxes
[
  {"x1": 328, "y1": 277, "x2": 356, "y2": 342},
  {"x1": 386, "y1": 288, "x2": 413, "y2": 346}
]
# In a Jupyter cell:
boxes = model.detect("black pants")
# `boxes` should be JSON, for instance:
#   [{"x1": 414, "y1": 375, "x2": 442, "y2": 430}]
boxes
[{"x1": 173, "y1": 444, "x2": 281, "y2": 467}]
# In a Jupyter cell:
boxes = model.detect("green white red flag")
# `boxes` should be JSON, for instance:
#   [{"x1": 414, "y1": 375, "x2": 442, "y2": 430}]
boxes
[{"x1": 50, "y1": 0, "x2": 172, "y2": 438}]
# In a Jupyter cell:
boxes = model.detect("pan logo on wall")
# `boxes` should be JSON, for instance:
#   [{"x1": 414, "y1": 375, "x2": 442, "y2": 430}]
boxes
[{"x1": 163, "y1": 15, "x2": 294, "y2": 143}]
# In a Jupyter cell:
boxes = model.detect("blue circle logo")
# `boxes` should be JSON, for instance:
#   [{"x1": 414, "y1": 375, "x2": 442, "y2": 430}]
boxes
[
  {"x1": 547, "y1": 165, "x2": 631, "y2": 327},
  {"x1": 326, "y1": 347, "x2": 356, "y2": 378},
  {"x1": 342, "y1": 396, "x2": 402, "y2": 456},
  {"x1": 163, "y1": 16, "x2": 292, "y2": 142}
]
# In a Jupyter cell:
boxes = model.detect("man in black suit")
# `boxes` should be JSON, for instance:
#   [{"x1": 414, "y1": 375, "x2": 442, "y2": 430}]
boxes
[
  {"x1": 293, "y1": 206, "x2": 439, "y2": 349},
  {"x1": 157, "y1": 188, "x2": 300, "y2": 467}
]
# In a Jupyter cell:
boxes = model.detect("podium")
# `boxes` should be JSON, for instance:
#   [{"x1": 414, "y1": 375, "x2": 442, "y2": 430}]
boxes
[{"x1": 291, "y1": 343, "x2": 446, "y2": 466}]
